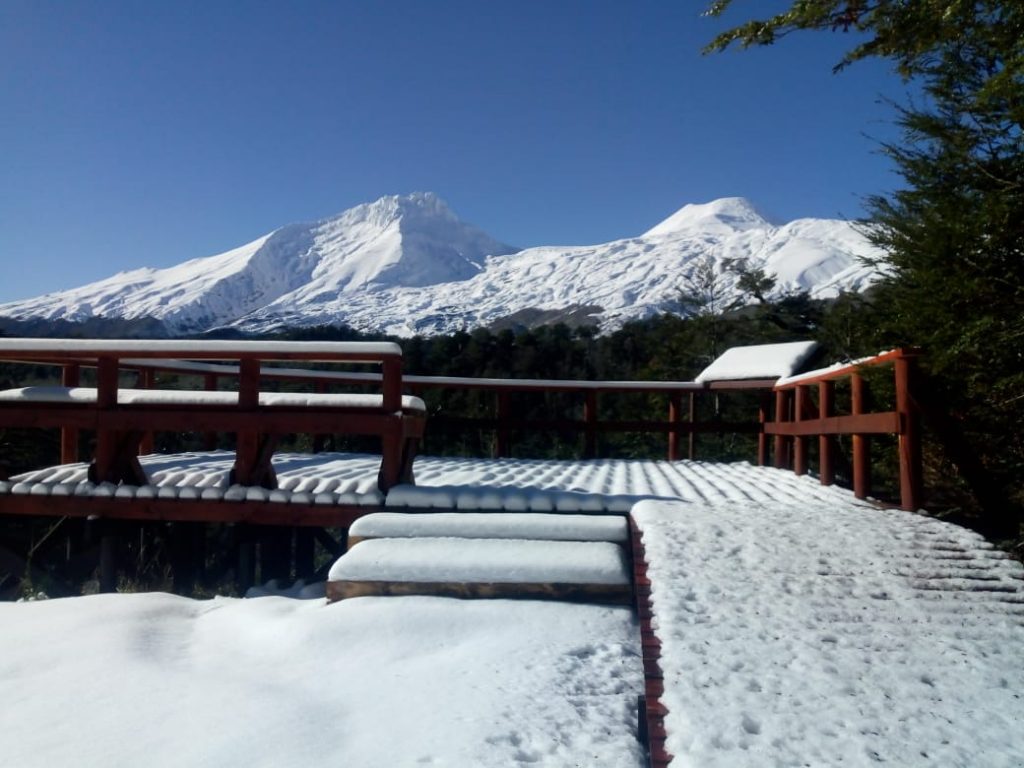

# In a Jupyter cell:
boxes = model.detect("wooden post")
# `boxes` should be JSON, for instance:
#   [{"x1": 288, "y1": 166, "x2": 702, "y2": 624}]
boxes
[
  {"x1": 757, "y1": 391, "x2": 770, "y2": 467},
  {"x1": 203, "y1": 373, "x2": 218, "y2": 451},
  {"x1": 818, "y1": 380, "x2": 835, "y2": 486},
  {"x1": 381, "y1": 357, "x2": 402, "y2": 412},
  {"x1": 60, "y1": 363, "x2": 81, "y2": 464},
  {"x1": 851, "y1": 373, "x2": 870, "y2": 500},
  {"x1": 92, "y1": 356, "x2": 121, "y2": 483},
  {"x1": 793, "y1": 385, "x2": 809, "y2": 476},
  {"x1": 894, "y1": 353, "x2": 923, "y2": 511},
  {"x1": 668, "y1": 392, "x2": 682, "y2": 462},
  {"x1": 495, "y1": 391, "x2": 511, "y2": 458},
  {"x1": 234, "y1": 358, "x2": 260, "y2": 486},
  {"x1": 138, "y1": 368, "x2": 156, "y2": 456},
  {"x1": 583, "y1": 391, "x2": 598, "y2": 459},
  {"x1": 688, "y1": 392, "x2": 697, "y2": 460},
  {"x1": 773, "y1": 389, "x2": 790, "y2": 469}
]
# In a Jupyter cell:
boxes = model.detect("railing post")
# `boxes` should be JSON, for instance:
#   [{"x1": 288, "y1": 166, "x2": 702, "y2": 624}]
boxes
[
  {"x1": 757, "y1": 391, "x2": 770, "y2": 467},
  {"x1": 851, "y1": 373, "x2": 870, "y2": 500},
  {"x1": 688, "y1": 391, "x2": 697, "y2": 460},
  {"x1": 793, "y1": 384, "x2": 809, "y2": 476},
  {"x1": 203, "y1": 373, "x2": 219, "y2": 451},
  {"x1": 583, "y1": 390, "x2": 598, "y2": 459},
  {"x1": 818, "y1": 380, "x2": 835, "y2": 486},
  {"x1": 381, "y1": 356, "x2": 402, "y2": 412},
  {"x1": 92, "y1": 356, "x2": 120, "y2": 482},
  {"x1": 894, "y1": 352, "x2": 923, "y2": 511},
  {"x1": 234, "y1": 357, "x2": 261, "y2": 486},
  {"x1": 773, "y1": 389, "x2": 790, "y2": 469},
  {"x1": 668, "y1": 392, "x2": 682, "y2": 461},
  {"x1": 137, "y1": 368, "x2": 156, "y2": 456},
  {"x1": 60, "y1": 363, "x2": 80, "y2": 464},
  {"x1": 495, "y1": 391, "x2": 511, "y2": 458}
]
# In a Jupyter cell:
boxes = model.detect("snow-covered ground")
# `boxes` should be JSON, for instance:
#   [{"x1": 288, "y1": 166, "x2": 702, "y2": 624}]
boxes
[
  {"x1": 2, "y1": 455, "x2": 1023, "y2": 767},
  {"x1": 0, "y1": 594, "x2": 643, "y2": 768}
]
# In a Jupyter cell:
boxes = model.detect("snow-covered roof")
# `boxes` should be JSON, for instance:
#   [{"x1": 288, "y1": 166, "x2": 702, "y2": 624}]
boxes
[{"x1": 695, "y1": 340, "x2": 819, "y2": 383}]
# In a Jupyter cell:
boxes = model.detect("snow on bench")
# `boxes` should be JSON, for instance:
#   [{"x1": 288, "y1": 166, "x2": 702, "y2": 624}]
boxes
[
  {"x1": 0, "y1": 386, "x2": 426, "y2": 411},
  {"x1": 347, "y1": 512, "x2": 628, "y2": 547},
  {"x1": 326, "y1": 537, "x2": 632, "y2": 604}
]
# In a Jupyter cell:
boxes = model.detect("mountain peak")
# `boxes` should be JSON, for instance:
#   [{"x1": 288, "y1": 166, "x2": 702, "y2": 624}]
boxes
[
  {"x1": 643, "y1": 197, "x2": 771, "y2": 238},
  {"x1": 332, "y1": 192, "x2": 457, "y2": 230}
]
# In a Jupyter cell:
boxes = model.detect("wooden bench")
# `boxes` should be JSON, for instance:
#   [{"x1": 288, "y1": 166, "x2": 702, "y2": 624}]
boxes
[{"x1": 0, "y1": 339, "x2": 426, "y2": 492}]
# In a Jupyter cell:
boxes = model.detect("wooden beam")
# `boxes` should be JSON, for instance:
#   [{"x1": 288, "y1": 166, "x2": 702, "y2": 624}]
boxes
[
  {"x1": 851, "y1": 373, "x2": 870, "y2": 500},
  {"x1": 668, "y1": 392, "x2": 681, "y2": 462},
  {"x1": 764, "y1": 412, "x2": 900, "y2": 436},
  {"x1": 60, "y1": 364, "x2": 81, "y2": 464},
  {"x1": 895, "y1": 353, "x2": 923, "y2": 511},
  {"x1": 793, "y1": 385, "x2": 809, "y2": 476},
  {"x1": 818, "y1": 380, "x2": 835, "y2": 486},
  {"x1": 773, "y1": 389, "x2": 790, "y2": 469}
]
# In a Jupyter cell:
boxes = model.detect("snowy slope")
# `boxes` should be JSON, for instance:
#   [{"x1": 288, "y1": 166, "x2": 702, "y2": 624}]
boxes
[{"x1": 0, "y1": 193, "x2": 882, "y2": 337}]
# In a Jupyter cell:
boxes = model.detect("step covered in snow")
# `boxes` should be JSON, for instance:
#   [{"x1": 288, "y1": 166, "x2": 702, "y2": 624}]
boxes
[
  {"x1": 347, "y1": 511, "x2": 628, "y2": 547},
  {"x1": 326, "y1": 537, "x2": 632, "y2": 604}
]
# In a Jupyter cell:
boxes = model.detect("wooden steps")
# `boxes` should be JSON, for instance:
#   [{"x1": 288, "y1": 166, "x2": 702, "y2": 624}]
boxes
[{"x1": 327, "y1": 512, "x2": 632, "y2": 605}]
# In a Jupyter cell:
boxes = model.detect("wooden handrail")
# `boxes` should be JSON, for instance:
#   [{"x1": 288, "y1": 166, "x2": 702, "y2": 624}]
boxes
[
  {"x1": 0, "y1": 339, "x2": 421, "y2": 493},
  {"x1": 0, "y1": 341, "x2": 925, "y2": 511},
  {"x1": 765, "y1": 349, "x2": 922, "y2": 511}
]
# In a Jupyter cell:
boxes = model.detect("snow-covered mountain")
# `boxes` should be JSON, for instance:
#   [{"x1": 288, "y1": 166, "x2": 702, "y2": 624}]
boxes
[{"x1": 0, "y1": 193, "x2": 881, "y2": 337}]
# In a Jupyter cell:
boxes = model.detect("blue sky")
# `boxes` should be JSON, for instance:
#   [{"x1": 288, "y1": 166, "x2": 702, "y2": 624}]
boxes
[{"x1": 0, "y1": 0, "x2": 909, "y2": 303}]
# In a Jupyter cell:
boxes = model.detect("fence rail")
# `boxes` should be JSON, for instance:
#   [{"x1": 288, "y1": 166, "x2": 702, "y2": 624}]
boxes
[{"x1": 0, "y1": 344, "x2": 923, "y2": 511}]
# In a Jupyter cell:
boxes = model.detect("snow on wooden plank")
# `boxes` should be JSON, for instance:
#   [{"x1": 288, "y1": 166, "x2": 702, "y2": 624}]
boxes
[
  {"x1": 327, "y1": 538, "x2": 630, "y2": 586},
  {"x1": 347, "y1": 512, "x2": 628, "y2": 547},
  {"x1": 695, "y1": 341, "x2": 818, "y2": 383},
  {"x1": 0, "y1": 386, "x2": 426, "y2": 411},
  {"x1": 0, "y1": 338, "x2": 403, "y2": 359}
]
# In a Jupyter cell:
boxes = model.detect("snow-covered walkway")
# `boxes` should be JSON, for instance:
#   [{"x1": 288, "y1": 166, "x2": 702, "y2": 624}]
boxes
[
  {"x1": 635, "y1": 496, "x2": 1024, "y2": 767},
  {"x1": 2, "y1": 454, "x2": 1023, "y2": 767}
]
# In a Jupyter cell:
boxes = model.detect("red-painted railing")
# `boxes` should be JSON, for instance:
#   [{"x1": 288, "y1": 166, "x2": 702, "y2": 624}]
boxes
[
  {"x1": 1, "y1": 343, "x2": 924, "y2": 511},
  {"x1": 765, "y1": 349, "x2": 922, "y2": 510}
]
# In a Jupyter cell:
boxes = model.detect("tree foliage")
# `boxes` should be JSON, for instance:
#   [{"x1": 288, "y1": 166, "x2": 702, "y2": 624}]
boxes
[{"x1": 705, "y1": 0, "x2": 1024, "y2": 533}]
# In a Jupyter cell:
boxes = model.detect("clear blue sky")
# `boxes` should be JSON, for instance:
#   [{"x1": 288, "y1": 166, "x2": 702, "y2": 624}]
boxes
[{"x1": 0, "y1": 0, "x2": 909, "y2": 303}]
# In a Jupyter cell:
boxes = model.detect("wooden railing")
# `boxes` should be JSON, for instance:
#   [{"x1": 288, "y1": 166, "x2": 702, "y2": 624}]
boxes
[
  {"x1": 0, "y1": 341, "x2": 923, "y2": 510},
  {"x1": 765, "y1": 349, "x2": 922, "y2": 511},
  {"x1": 0, "y1": 339, "x2": 424, "y2": 492}
]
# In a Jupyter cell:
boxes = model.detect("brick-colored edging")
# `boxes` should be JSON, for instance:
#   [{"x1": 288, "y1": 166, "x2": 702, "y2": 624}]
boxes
[{"x1": 630, "y1": 516, "x2": 673, "y2": 768}]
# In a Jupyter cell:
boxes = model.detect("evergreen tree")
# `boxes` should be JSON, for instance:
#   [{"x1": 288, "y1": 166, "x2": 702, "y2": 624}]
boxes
[{"x1": 705, "y1": 0, "x2": 1024, "y2": 532}]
